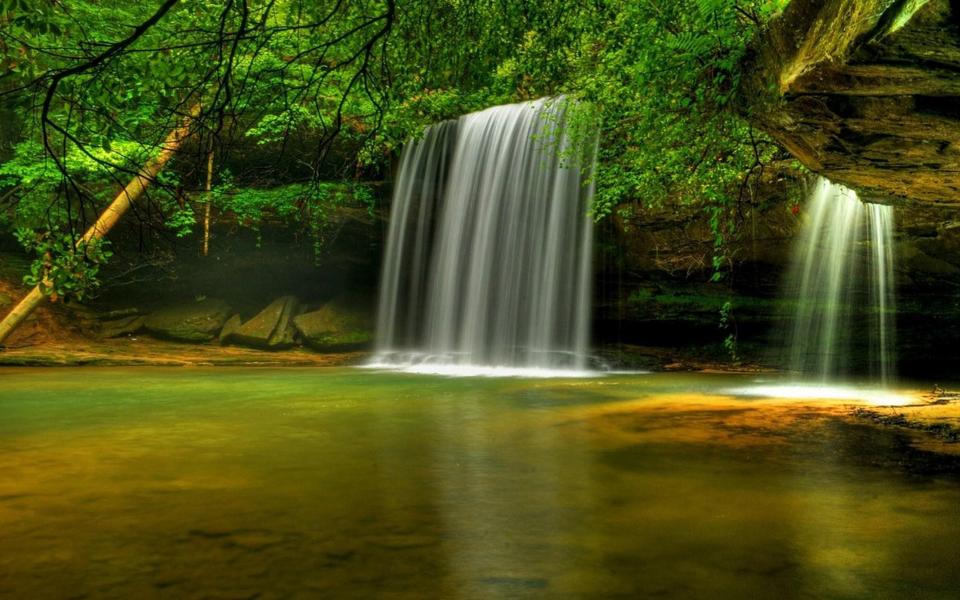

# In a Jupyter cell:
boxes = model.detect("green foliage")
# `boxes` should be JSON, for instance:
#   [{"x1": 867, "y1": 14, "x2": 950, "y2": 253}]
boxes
[
  {"x1": 0, "y1": 135, "x2": 204, "y2": 242},
  {"x1": 0, "y1": 0, "x2": 794, "y2": 297},
  {"x1": 0, "y1": 139, "x2": 158, "y2": 228},
  {"x1": 562, "y1": 0, "x2": 787, "y2": 237},
  {"x1": 719, "y1": 300, "x2": 741, "y2": 365},
  {"x1": 0, "y1": 0, "x2": 399, "y2": 302},
  {"x1": 374, "y1": 0, "x2": 789, "y2": 279},
  {"x1": 211, "y1": 174, "x2": 376, "y2": 259},
  {"x1": 165, "y1": 205, "x2": 197, "y2": 239},
  {"x1": 14, "y1": 229, "x2": 112, "y2": 302}
]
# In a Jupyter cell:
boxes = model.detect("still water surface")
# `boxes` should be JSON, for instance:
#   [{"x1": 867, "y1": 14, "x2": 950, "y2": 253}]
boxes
[{"x1": 1, "y1": 368, "x2": 958, "y2": 598}]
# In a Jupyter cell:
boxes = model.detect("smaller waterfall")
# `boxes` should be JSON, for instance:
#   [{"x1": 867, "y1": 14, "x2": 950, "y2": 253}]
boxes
[
  {"x1": 868, "y1": 202, "x2": 896, "y2": 384},
  {"x1": 784, "y1": 177, "x2": 896, "y2": 383}
]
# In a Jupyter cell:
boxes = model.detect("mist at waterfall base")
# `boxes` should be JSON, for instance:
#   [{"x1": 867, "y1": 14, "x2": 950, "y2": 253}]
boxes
[
  {"x1": 733, "y1": 177, "x2": 904, "y2": 404},
  {"x1": 369, "y1": 98, "x2": 596, "y2": 377}
]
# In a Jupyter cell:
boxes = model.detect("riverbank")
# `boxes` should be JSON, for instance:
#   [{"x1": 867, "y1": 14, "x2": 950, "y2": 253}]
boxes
[
  {"x1": 0, "y1": 335, "x2": 763, "y2": 371},
  {"x1": 0, "y1": 337, "x2": 364, "y2": 367},
  {"x1": 852, "y1": 399, "x2": 960, "y2": 456}
]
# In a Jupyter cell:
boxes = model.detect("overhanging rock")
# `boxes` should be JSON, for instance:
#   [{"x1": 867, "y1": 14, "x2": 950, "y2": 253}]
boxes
[{"x1": 741, "y1": 0, "x2": 960, "y2": 204}]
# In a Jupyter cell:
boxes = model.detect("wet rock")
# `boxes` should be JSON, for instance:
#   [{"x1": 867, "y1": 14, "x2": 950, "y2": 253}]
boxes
[
  {"x1": 225, "y1": 296, "x2": 302, "y2": 350},
  {"x1": 293, "y1": 295, "x2": 373, "y2": 351},
  {"x1": 143, "y1": 298, "x2": 233, "y2": 342},
  {"x1": 64, "y1": 304, "x2": 100, "y2": 334},
  {"x1": 741, "y1": 0, "x2": 960, "y2": 204},
  {"x1": 99, "y1": 315, "x2": 145, "y2": 338},
  {"x1": 903, "y1": 222, "x2": 939, "y2": 238},
  {"x1": 100, "y1": 307, "x2": 140, "y2": 320},
  {"x1": 218, "y1": 314, "x2": 242, "y2": 345},
  {"x1": 901, "y1": 242, "x2": 960, "y2": 277}
]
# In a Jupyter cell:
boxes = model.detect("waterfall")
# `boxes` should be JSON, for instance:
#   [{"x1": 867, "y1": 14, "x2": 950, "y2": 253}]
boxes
[
  {"x1": 784, "y1": 177, "x2": 896, "y2": 383},
  {"x1": 371, "y1": 98, "x2": 596, "y2": 375},
  {"x1": 868, "y1": 202, "x2": 896, "y2": 384}
]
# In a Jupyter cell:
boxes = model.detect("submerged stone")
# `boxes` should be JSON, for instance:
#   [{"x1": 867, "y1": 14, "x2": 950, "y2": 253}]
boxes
[{"x1": 143, "y1": 298, "x2": 232, "y2": 342}]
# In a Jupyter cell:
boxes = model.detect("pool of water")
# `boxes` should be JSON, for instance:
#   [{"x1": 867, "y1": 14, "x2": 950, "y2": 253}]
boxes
[{"x1": 1, "y1": 368, "x2": 958, "y2": 598}]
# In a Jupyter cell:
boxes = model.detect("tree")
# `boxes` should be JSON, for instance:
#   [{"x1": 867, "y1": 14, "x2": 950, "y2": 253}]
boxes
[
  {"x1": 0, "y1": 0, "x2": 792, "y2": 343},
  {"x1": 0, "y1": 0, "x2": 397, "y2": 342}
]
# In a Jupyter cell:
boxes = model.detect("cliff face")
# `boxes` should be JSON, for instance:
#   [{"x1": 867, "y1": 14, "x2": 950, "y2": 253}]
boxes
[
  {"x1": 594, "y1": 176, "x2": 960, "y2": 377},
  {"x1": 742, "y1": 0, "x2": 960, "y2": 204}
]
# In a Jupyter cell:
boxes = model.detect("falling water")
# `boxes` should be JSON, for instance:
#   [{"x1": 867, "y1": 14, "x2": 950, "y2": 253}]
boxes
[
  {"x1": 784, "y1": 177, "x2": 896, "y2": 383},
  {"x1": 371, "y1": 98, "x2": 596, "y2": 375},
  {"x1": 868, "y1": 202, "x2": 896, "y2": 384}
]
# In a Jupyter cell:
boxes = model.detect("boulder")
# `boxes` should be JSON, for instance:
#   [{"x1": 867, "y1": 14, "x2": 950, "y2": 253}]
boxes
[
  {"x1": 100, "y1": 307, "x2": 140, "y2": 320},
  {"x1": 293, "y1": 295, "x2": 373, "y2": 351},
  {"x1": 224, "y1": 296, "x2": 302, "y2": 350},
  {"x1": 901, "y1": 242, "x2": 960, "y2": 277},
  {"x1": 143, "y1": 298, "x2": 233, "y2": 342},
  {"x1": 99, "y1": 315, "x2": 145, "y2": 338},
  {"x1": 218, "y1": 314, "x2": 242, "y2": 345}
]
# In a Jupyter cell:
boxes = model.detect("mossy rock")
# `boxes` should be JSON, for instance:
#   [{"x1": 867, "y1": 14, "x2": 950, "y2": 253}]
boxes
[
  {"x1": 224, "y1": 296, "x2": 302, "y2": 350},
  {"x1": 99, "y1": 315, "x2": 145, "y2": 339},
  {"x1": 218, "y1": 314, "x2": 242, "y2": 345},
  {"x1": 143, "y1": 298, "x2": 233, "y2": 342},
  {"x1": 293, "y1": 296, "x2": 373, "y2": 351},
  {"x1": 901, "y1": 242, "x2": 960, "y2": 277}
]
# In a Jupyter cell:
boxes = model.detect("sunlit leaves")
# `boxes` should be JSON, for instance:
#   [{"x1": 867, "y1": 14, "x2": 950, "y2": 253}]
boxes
[
  {"x1": 14, "y1": 228, "x2": 112, "y2": 302},
  {"x1": 0, "y1": 0, "x2": 788, "y2": 291}
]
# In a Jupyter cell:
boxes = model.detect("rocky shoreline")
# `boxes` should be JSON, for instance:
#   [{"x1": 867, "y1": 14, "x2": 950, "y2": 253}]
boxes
[
  {"x1": 0, "y1": 336, "x2": 366, "y2": 367},
  {"x1": 94, "y1": 293, "x2": 373, "y2": 352}
]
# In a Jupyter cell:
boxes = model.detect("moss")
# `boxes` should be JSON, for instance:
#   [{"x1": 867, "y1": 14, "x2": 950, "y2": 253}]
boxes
[
  {"x1": 626, "y1": 289, "x2": 783, "y2": 311},
  {"x1": 871, "y1": 0, "x2": 932, "y2": 39},
  {"x1": 313, "y1": 331, "x2": 373, "y2": 346}
]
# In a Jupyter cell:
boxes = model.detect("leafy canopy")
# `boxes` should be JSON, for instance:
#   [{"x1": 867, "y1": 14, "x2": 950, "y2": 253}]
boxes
[{"x1": 0, "y1": 0, "x2": 791, "y2": 299}]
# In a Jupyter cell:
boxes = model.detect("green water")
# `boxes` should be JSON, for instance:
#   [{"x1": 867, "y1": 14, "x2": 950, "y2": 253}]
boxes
[{"x1": 1, "y1": 367, "x2": 959, "y2": 599}]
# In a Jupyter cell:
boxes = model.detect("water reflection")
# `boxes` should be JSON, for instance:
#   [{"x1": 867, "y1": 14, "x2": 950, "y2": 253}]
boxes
[
  {"x1": 726, "y1": 382, "x2": 914, "y2": 406},
  {"x1": 0, "y1": 368, "x2": 958, "y2": 598}
]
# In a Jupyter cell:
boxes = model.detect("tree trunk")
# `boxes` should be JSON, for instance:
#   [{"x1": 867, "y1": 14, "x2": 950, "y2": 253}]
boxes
[
  {"x1": 0, "y1": 111, "x2": 197, "y2": 346},
  {"x1": 202, "y1": 149, "x2": 213, "y2": 256}
]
